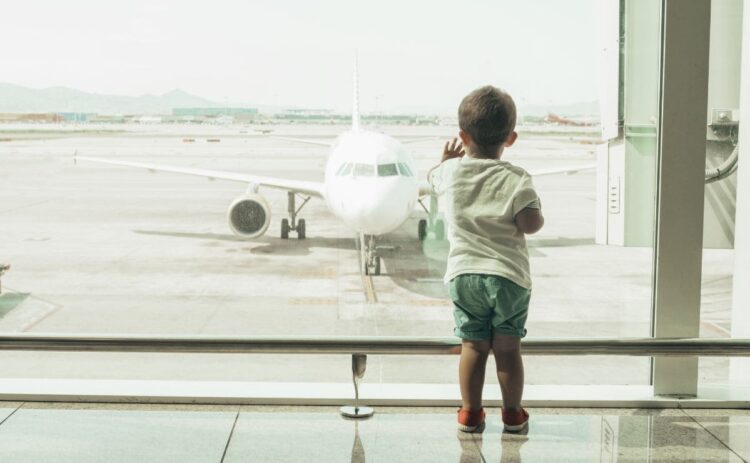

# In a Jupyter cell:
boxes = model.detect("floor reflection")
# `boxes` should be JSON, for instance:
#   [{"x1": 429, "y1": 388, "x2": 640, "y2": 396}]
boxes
[
  {"x1": 473, "y1": 411, "x2": 744, "y2": 462},
  {"x1": 500, "y1": 428, "x2": 530, "y2": 463},
  {"x1": 350, "y1": 420, "x2": 365, "y2": 463},
  {"x1": 458, "y1": 432, "x2": 481, "y2": 463},
  {"x1": 1, "y1": 404, "x2": 745, "y2": 462}
]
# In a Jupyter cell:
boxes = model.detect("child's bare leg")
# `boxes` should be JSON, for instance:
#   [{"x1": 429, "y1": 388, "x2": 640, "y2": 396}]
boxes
[
  {"x1": 492, "y1": 335, "x2": 524, "y2": 411},
  {"x1": 459, "y1": 339, "x2": 491, "y2": 411}
]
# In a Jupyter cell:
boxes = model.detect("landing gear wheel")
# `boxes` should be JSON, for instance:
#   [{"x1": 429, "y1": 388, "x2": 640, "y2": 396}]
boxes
[
  {"x1": 418, "y1": 219, "x2": 427, "y2": 241},
  {"x1": 297, "y1": 218, "x2": 306, "y2": 239},
  {"x1": 363, "y1": 256, "x2": 381, "y2": 276},
  {"x1": 281, "y1": 218, "x2": 290, "y2": 239},
  {"x1": 361, "y1": 234, "x2": 380, "y2": 276},
  {"x1": 435, "y1": 219, "x2": 445, "y2": 240}
]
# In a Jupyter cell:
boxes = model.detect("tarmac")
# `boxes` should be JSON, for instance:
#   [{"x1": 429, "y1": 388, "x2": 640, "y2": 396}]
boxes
[{"x1": 0, "y1": 123, "x2": 734, "y2": 387}]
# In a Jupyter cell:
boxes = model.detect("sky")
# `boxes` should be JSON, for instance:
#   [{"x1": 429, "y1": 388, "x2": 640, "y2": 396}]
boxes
[{"x1": 1, "y1": 0, "x2": 600, "y2": 113}]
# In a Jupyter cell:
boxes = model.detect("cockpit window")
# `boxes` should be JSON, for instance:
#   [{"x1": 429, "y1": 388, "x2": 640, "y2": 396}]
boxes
[
  {"x1": 377, "y1": 163, "x2": 399, "y2": 177},
  {"x1": 337, "y1": 162, "x2": 353, "y2": 176},
  {"x1": 353, "y1": 163, "x2": 375, "y2": 177},
  {"x1": 397, "y1": 163, "x2": 414, "y2": 177}
]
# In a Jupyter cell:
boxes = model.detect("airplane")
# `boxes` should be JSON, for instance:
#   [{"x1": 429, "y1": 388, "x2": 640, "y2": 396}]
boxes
[{"x1": 75, "y1": 65, "x2": 595, "y2": 276}]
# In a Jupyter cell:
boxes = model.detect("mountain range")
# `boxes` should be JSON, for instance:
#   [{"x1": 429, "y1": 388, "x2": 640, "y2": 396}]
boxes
[
  {"x1": 0, "y1": 83, "x2": 600, "y2": 117},
  {"x1": 0, "y1": 83, "x2": 220, "y2": 115}
]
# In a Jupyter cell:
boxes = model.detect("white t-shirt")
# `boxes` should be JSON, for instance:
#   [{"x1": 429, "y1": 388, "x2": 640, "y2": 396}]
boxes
[{"x1": 429, "y1": 155, "x2": 540, "y2": 289}]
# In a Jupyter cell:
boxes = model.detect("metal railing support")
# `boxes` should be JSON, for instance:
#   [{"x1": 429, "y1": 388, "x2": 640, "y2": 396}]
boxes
[{"x1": 340, "y1": 354, "x2": 373, "y2": 419}]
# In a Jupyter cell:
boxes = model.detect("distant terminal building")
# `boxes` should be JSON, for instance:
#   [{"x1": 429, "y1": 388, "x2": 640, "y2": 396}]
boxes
[
  {"x1": 274, "y1": 108, "x2": 437, "y2": 125},
  {"x1": 362, "y1": 114, "x2": 440, "y2": 125},
  {"x1": 0, "y1": 113, "x2": 64, "y2": 123},
  {"x1": 172, "y1": 107, "x2": 258, "y2": 117},
  {"x1": 136, "y1": 116, "x2": 163, "y2": 124},
  {"x1": 172, "y1": 107, "x2": 258, "y2": 124},
  {"x1": 88, "y1": 114, "x2": 127, "y2": 123},
  {"x1": 283, "y1": 108, "x2": 335, "y2": 117},
  {"x1": 57, "y1": 112, "x2": 93, "y2": 123}
]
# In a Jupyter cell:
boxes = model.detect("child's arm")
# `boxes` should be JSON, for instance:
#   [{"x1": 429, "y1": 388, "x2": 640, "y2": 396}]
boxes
[
  {"x1": 426, "y1": 138, "x2": 465, "y2": 182},
  {"x1": 515, "y1": 207, "x2": 544, "y2": 235}
]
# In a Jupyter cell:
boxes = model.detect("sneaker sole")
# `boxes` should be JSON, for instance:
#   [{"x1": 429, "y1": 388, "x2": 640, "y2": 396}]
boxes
[
  {"x1": 503, "y1": 421, "x2": 528, "y2": 432},
  {"x1": 457, "y1": 421, "x2": 486, "y2": 433}
]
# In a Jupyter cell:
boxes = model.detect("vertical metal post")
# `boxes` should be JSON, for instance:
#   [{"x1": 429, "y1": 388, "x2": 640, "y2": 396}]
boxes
[
  {"x1": 652, "y1": 0, "x2": 711, "y2": 396},
  {"x1": 287, "y1": 191, "x2": 296, "y2": 229},
  {"x1": 730, "y1": 0, "x2": 750, "y2": 387},
  {"x1": 340, "y1": 354, "x2": 373, "y2": 418}
]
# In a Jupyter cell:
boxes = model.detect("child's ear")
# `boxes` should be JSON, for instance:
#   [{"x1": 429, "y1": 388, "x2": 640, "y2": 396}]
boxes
[
  {"x1": 459, "y1": 130, "x2": 472, "y2": 146},
  {"x1": 504, "y1": 131, "x2": 518, "y2": 147}
]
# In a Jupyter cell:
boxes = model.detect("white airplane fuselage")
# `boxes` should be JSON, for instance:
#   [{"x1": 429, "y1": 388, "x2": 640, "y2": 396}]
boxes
[{"x1": 323, "y1": 129, "x2": 419, "y2": 236}]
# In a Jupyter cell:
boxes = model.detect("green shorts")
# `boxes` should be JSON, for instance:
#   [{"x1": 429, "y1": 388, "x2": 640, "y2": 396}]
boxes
[{"x1": 449, "y1": 274, "x2": 530, "y2": 340}]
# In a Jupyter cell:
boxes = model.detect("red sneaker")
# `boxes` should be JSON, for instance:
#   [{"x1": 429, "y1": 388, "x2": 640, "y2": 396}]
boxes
[
  {"x1": 502, "y1": 408, "x2": 529, "y2": 432},
  {"x1": 457, "y1": 408, "x2": 486, "y2": 433}
]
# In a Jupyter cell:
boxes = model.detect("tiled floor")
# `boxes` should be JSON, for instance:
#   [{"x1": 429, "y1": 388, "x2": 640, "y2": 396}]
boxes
[{"x1": 0, "y1": 403, "x2": 747, "y2": 462}]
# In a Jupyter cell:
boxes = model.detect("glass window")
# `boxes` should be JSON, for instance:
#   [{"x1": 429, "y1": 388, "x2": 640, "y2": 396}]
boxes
[
  {"x1": 353, "y1": 163, "x2": 374, "y2": 177},
  {"x1": 0, "y1": 0, "x2": 674, "y2": 393},
  {"x1": 699, "y1": 0, "x2": 743, "y2": 390},
  {"x1": 337, "y1": 163, "x2": 352, "y2": 176},
  {"x1": 397, "y1": 163, "x2": 413, "y2": 177},
  {"x1": 377, "y1": 163, "x2": 398, "y2": 177}
]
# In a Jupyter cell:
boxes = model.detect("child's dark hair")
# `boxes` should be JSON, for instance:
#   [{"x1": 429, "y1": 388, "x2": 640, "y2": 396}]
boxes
[{"x1": 458, "y1": 86, "x2": 516, "y2": 157}]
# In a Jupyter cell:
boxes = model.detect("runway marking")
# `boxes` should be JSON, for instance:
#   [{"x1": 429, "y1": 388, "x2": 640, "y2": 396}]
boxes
[
  {"x1": 0, "y1": 288, "x2": 63, "y2": 332},
  {"x1": 293, "y1": 267, "x2": 338, "y2": 279},
  {"x1": 361, "y1": 274, "x2": 377, "y2": 304}
]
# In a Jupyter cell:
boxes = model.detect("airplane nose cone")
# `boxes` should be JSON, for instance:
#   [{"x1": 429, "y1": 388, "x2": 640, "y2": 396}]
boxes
[{"x1": 349, "y1": 181, "x2": 411, "y2": 235}]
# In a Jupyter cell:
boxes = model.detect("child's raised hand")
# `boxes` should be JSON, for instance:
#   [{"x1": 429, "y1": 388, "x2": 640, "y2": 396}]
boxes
[{"x1": 442, "y1": 138, "x2": 465, "y2": 163}]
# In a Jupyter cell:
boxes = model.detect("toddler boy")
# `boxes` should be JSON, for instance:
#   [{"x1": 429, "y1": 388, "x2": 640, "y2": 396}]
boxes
[{"x1": 428, "y1": 85, "x2": 543, "y2": 433}]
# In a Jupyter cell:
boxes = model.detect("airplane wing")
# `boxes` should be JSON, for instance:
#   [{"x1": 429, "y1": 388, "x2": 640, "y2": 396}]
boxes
[
  {"x1": 271, "y1": 136, "x2": 332, "y2": 147},
  {"x1": 528, "y1": 164, "x2": 596, "y2": 177},
  {"x1": 273, "y1": 135, "x2": 442, "y2": 147},
  {"x1": 75, "y1": 155, "x2": 325, "y2": 198},
  {"x1": 399, "y1": 137, "x2": 442, "y2": 145},
  {"x1": 417, "y1": 164, "x2": 596, "y2": 197}
]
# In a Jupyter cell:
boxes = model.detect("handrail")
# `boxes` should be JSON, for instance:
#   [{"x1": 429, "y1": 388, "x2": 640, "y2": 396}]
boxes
[{"x1": 0, "y1": 334, "x2": 748, "y2": 356}]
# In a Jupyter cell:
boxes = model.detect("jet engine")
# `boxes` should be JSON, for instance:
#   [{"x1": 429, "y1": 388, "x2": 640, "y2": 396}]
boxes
[{"x1": 227, "y1": 193, "x2": 271, "y2": 238}]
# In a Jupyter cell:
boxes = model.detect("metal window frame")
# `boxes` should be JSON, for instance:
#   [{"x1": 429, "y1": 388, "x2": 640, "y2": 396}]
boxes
[{"x1": 651, "y1": 0, "x2": 712, "y2": 396}]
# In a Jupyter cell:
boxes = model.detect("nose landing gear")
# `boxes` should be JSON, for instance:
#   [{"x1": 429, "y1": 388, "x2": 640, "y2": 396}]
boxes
[
  {"x1": 280, "y1": 191, "x2": 310, "y2": 239},
  {"x1": 361, "y1": 234, "x2": 382, "y2": 276}
]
